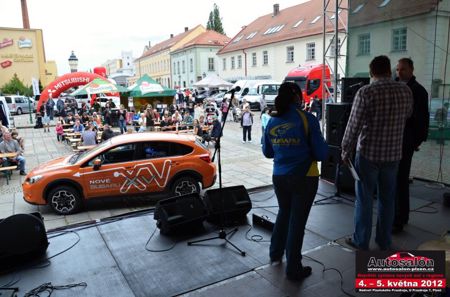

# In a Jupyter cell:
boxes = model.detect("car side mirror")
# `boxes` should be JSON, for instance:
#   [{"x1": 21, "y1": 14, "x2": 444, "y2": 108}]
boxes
[{"x1": 93, "y1": 158, "x2": 102, "y2": 170}]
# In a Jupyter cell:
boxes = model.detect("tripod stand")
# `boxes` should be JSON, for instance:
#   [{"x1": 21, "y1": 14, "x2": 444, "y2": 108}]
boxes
[
  {"x1": 314, "y1": 161, "x2": 354, "y2": 205},
  {"x1": 187, "y1": 88, "x2": 246, "y2": 257}
]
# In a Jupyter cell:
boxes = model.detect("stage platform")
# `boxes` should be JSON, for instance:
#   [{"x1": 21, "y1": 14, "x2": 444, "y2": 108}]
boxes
[{"x1": 0, "y1": 179, "x2": 448, "y2": 297}]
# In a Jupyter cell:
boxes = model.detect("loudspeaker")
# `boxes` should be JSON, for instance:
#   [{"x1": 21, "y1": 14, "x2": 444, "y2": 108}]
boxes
[
  {"x1": 0, "y1": 212, "x2": 49, "y2": 273},
  {"x1": 326, "y1": 103, "x2": 352, "y2": 146},
  {"x1": 154, "y1": 194, "x2": 208, "y2": 235},
  {"x1": 341, "y1": 77, "x2": 370, "y2": 103},
  {"x1": 203, "y1": 185, "x2": 252, "y2": 225},
  {"x1": 321, "y1": 145, "x2": 355, "y2": 193}
]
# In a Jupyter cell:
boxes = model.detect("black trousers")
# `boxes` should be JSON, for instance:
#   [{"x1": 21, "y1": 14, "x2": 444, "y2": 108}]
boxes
[
  {"x1": 243, "y1": 126, "x2": 252, "y2": 141},
  {"x1": 394, "y1": 149, "x2": 414, "y2": 225}
]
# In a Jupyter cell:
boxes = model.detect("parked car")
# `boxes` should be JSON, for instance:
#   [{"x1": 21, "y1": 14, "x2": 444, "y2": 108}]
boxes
[
  {"x1": 22, "y1": 133, "x2": 217, "y2": 215},
  {"x1": 0, "y1": 96, "x2": 12, "y2": 128},
  {"x1": 210, "y1": 91, "x2": 227, "y2": 107},
  {"x1": 4, "y1": 95, "x2": 35, "y2": 114}
]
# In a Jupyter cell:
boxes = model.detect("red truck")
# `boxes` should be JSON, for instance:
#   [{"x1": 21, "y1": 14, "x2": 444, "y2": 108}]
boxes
[{"x1": 284, "y1": 64, "x2": 331, "y2": 104}]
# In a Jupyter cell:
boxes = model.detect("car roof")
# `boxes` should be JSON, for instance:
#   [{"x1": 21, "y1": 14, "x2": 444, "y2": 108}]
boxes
[{"x1": 109, "y1": 132, "x2": 197, "y2": 145}]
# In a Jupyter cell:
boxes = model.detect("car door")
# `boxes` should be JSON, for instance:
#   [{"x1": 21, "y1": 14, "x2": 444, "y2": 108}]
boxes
[
  {"x1": 133, "y1": 141, "x2": 175, "y2": 193},
  {"x1": 16, "y1": 96, "x2": 27, "y2": 113},
  {"x1": 79, "y1": 143, "x2": 142, "y2": 198}
]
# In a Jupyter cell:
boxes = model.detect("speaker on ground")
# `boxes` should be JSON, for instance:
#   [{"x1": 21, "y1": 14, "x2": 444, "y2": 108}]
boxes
[
  {"x1": 321, "y1": 145, "x2": 355, "y2": 193},
  {"x1": 154, "y1": 193, "x2": 208, "y2": 235},
  {"x1": 341, "y1": 77, "x2": 370, "y2": 103},
  {"x1": 0, "y1": 212, "x2": 49, "y2": 273},
  {"x1": 203, "y1": 185, "x2": 252, "y2": 226}
]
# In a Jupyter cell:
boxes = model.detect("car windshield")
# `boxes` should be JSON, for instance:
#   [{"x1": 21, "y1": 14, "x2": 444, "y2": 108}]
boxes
[
  {"x1": 261, "y1": 84, "x2": 280, "y2": 95},
  {"x1": 69, "y1": 139, "x2": 112, "y2": 164},
  {"x1": 247, "y1": 88, "x2": 258, "y2": 95}
]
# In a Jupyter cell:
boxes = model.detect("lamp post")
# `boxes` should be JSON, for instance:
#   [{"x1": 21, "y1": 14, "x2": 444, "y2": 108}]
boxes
[{"x1": 68, "y1": 51, "x2": 78, "y2": 73}]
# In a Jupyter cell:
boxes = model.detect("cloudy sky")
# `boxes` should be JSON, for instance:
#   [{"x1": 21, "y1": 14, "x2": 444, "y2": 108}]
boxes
[{"x1": 1, "y1": 0, "x2": 305, "y2": 75}]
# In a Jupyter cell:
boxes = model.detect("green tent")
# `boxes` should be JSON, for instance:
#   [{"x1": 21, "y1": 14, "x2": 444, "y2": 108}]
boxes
[
  {"x1": 69, "y1": 78, "x2": 128, "y2": 96},
  {"x1": 128, "y1": 74, "x2": 176, "y2": 97}
]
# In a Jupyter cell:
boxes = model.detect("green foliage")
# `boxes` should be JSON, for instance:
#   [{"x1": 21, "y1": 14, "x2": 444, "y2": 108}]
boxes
[
  {"x1": 0, "y1": 73, "x2": 32, "y2": 96},
  {"x1": 206, "y1": 3, "x2": 225, "y2": 35}
]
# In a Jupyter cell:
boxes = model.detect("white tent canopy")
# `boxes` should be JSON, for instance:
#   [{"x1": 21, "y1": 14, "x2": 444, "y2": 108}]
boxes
[{"x1": 193, "y1": 74, "x2": 233, "y2": 88}]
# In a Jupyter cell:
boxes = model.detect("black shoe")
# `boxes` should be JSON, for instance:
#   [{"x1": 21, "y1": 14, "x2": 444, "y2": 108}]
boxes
[
  {"x1": 345, "y1": 237, "x2": 363, "y2": 250},
  {"x1": 286, "y1": 266, "x2": 312, "y2": 280},
  {"x1": 20, "y1": 171, "x2": 27, "y2": 176},
  {"x1": 391, "y1": 224, "x2": 404, "y2": 234}
]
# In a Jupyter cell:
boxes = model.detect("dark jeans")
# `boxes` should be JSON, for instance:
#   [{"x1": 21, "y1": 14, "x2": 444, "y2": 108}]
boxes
[
  {"x1": 394, "y1": 149, "x2": 414, "y2": 226},
  {"x1": 119, "y1": 119, "x2": 126, "y2": 134},
  {"x1": 270, "y1": 175, "x2": 318, "y2": 276},
  {"x1": 243, "y1": 125, "x2": 252, "y2": 141},
  {"x1": 353, "y1": 152, "x2": 399, "y2": 250}
]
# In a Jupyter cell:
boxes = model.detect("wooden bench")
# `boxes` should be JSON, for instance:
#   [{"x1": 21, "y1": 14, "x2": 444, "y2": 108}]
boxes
[{"x1": 0, "y1": 165, "x2": 18, "y2": 185}]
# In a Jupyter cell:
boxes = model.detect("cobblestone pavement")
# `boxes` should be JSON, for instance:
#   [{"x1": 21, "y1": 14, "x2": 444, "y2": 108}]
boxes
[
  {"x1": 1, "y1": 113, "x2": 273, "y2": 229},
  {"x1": 2, "y1": 113, "x2": 449, "y2": 229}
]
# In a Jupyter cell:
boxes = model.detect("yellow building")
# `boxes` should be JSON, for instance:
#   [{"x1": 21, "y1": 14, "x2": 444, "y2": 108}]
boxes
[
  {"x1": 131, "y1": 25, "x2": 206, "y2": 88},
  {"x1": 0, "y1": 27, "x2": 57, "y2": 89}
]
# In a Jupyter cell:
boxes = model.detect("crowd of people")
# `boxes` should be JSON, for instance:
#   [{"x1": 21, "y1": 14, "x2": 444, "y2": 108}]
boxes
[{"x1": 0, "y1": 121, "x2": 26, "y2": 175}]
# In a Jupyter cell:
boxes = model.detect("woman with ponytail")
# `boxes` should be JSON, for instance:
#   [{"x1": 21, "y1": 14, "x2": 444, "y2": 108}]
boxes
[{"x1": 262, "y1": 81, "x2": 328, "y2": 281}]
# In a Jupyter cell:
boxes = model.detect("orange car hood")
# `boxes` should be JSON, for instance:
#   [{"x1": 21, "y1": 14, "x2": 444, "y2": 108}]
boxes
[{"x1": 31, "y1": 155, "x2": 72, "y2": 174}]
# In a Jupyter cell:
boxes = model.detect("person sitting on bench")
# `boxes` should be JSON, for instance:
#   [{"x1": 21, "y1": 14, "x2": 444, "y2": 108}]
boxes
[{"x1": 0, "y1": 132, "x2": 26, "y2": 175}]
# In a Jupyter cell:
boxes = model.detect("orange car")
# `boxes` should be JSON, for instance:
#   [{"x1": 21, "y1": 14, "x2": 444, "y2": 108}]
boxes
[{"x1": 23, "y1": 133, "x2": 216, "y2": 215}]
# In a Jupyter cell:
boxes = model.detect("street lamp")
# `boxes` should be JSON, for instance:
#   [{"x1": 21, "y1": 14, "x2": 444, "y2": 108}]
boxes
[{"x1": 68, "y1": 50, "x2": 78, "y2": 73}]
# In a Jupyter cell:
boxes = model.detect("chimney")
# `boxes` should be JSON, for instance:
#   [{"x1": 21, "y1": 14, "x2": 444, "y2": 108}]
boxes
[
  {"x1": 273, "y1": 4, "x2": 280, "y2": 16},
  {"x1": 184, "y1": 27, "x2": 189, "y2": 32},
  {"x1": 21, "y1": 0, "x2": 30, "y2": 29},
  {"x1": 170, "y1": 34, "x2": 174, "y2": 38}
]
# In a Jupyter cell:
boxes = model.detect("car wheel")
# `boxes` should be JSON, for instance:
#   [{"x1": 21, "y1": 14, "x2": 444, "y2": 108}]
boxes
[
  {"x1": 171, "y1": 176, "x2": 200, "y2": 196},
  {"x1": 16, "y1": 108, "x2": 22, "y2": 115},
  {"x1": 48, "y1": 185, "x2": 83, "y2": 215}
]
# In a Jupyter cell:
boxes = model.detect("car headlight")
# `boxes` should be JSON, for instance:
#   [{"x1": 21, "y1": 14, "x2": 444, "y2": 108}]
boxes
[{"x1": 28, "y1": 175, "x2": 43, "y2": 184}]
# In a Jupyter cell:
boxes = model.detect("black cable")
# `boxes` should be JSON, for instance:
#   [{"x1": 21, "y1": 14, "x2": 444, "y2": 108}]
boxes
[
  {"x1": 244, "y1": 224, "x2": 271, "y2": 243},
  {"x1": 410, "y1": 204, "x2": 439, "y2": 214},
  {"x1": 144, "y1": 227, "x2": 178, "y2": 252},
  {"x1": 23, "y1": 281, "x2": 87, "y2": 297},
  {"x1": 45, "y1": 231, "x2": 81, "y2": 260},
  {"x1": 0, "y1": 287, "x2": 18, "y2": 297},
  {"x1": 303, "y1": 255, "x2": 356, "y2": 297},
  {"x1": 0, "y1": 273, "x2": 20, "y2": 288}
]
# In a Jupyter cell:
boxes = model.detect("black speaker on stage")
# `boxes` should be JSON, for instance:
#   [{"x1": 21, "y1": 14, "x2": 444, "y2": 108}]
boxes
[
  {"x1": 154, "y1": 194, "x2": 208, "y2": 235},
  {"x1": 341, "y1": 77, "x2": 370, "y2": 103},
  {"x1": 321, "y1": 145, "x2": 355, "y2": 193},
  {"x1": 0, "y1": 212, "x2": 49, "y2": 273},
  {"x1": 203, "y1": 185, "x2": 252, "y2": 225},
  {"x1": 326, "y1": 103, "x2": 352, "y2": 146}
]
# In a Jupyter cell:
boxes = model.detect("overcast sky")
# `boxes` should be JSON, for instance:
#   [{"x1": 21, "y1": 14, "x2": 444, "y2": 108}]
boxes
[{"x1": 1, "y1": 0, "x2": 305, "y2": 75}]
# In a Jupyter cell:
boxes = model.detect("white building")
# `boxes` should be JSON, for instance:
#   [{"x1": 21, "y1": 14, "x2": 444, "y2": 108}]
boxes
[
  {"x1": 347, "y1": 0, "x2": 450, "y2": 97},
  {"x1": 170, "y1": 30, "x2": 230, "y2": 88},
  {"x1": 101, "y1": 51, "x2": 136, "y2": 86},
  {"x1": 217, "y1": 1, "x2": 347, "y2": 82}
]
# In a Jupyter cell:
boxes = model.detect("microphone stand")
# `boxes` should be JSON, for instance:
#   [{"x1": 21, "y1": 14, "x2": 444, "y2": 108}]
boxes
[{"x1": 187, "y1": 89, "x2": 246, "y2": 256}]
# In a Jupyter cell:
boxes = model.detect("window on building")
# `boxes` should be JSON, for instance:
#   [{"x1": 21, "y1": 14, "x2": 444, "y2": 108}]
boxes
[
  {"x1": 358, "y1": 33, "x2": 370, "y2": 55},
  {"x1": 173, "y1": 62, "x2": 176, "y2": 74},
  {"x1": 237, "y1": 55, "x2": 242, "y2": 69},
  {"x1": 330, "y1": 38, "x2": 341, "y2": 57},
  {"x1": 306, "y1": 42, "x2": 315, "y2": 60},
  {"x1": 182, "y1": 61, "x2": 185, "y2": 73},
  {"x1": 286, "y1": 46, "x2": 294, "y2": 63},
  {"x1": 379, "y1": 0, "x2": 391, "y2": 8},
  {"x1": 252, "y1": 53, "x2": 257, "y2": 66},
  {"x1": 310, "y1": 16, "x2": 321, "y2": 24},
  {"x1": 263, "y1": 51, "x2": 268, "y2": 65},
  {"x1": 264, "y1": 24, "x2": 285, "y2": 35},
  {"x1": 190, "y1": 58, "x2": 193, "y2": 72},
  {"x1": 293, "y1": 19, "x2": 303, "y2": 28},
  {"x1": 246, "y1": 32, "x2": 258, "y2": 40},
  {"x1": 352, "y1": 3, "x2": 365, "y2": 13},
  {"x1": 177, "y1": 62, "x2": 180, "y2": 74},
  {"x1": 231, "y1": 57, "x2": 235, "y2": 69},
  {"x1": 223, "y1": 58, "x2": 226, "y2": 70},
  {"x1": 232, "y1": 35, "x2": 244, "y2": 43},
  {"x1": 208, "y1": 57, "x2": 215, "y2": 71},
  {"x1": 392, "y1": 28, "x2": 407, "y2": 51}
]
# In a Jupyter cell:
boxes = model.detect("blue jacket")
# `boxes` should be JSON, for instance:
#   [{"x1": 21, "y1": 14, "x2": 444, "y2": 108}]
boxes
[{"x1": 262, "y1": 104, "x2": 328, "y2": 176}]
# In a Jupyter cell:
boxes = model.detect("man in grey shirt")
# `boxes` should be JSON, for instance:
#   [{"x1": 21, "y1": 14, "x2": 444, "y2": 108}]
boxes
[
  {"x1": 81, "y1": 125, "x2": 97, "y2": 146},
  {"x1": 0, "y1": 132, "x2": 26, "y2": 175}
]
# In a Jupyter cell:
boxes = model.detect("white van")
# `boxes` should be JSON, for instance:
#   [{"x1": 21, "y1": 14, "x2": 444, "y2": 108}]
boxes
[
  {"x1": 238, "y1": 81, "x2": 280, "y2": 110},
  {"x1": 0, "y1": 96, "x2": 13, "y2": 128}
]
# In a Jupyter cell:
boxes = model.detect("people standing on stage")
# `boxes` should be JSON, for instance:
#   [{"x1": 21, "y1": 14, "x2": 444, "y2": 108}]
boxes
[
  {"x1": 262, "y1": 82, "x2": 328, "y2": 281},
  {"x1": 341, "y1": 55, "x2": 413, "y2": 250},
  {"x1": 393, "y1": 58, "x2": 430, "y2": 233}
]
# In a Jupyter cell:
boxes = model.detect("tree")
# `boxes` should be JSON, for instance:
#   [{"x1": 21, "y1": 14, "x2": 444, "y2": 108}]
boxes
[
  {"x1": 206, "y1": 3, "x2": 225, "y2": 35},
  {"x1": 0, "y1": 73, "x2": 32, "y2": 96}
]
